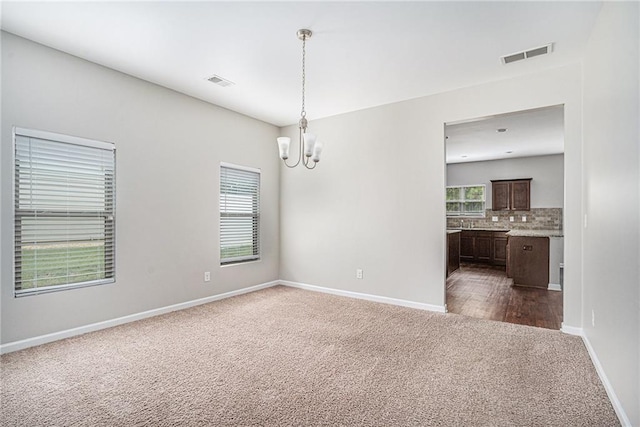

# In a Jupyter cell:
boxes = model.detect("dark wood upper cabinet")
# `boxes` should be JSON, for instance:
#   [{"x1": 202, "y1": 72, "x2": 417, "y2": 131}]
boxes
[
  {"x1": 491, "y1": 178, "x2": 531, "y2": 211},
  {"x1": 492, "y1": 182, "x2": 510, "y2": 211}
]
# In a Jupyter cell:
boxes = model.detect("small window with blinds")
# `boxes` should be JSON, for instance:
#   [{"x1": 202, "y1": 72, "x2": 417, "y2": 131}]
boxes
[
  {"x1": 446, "y1": 185, "x2": 486, "y2": 217},
  {"x1": 13, "y1": 127, "x2": 116, "y2": 296},
  {"x1": 220, "y1": 163, "x2": 260, "y2": 265}
]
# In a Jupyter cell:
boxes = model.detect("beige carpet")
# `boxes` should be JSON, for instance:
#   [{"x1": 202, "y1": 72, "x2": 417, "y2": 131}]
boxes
[{"x1": 1, "y1": 286, "x2": 618, "y2": 426}]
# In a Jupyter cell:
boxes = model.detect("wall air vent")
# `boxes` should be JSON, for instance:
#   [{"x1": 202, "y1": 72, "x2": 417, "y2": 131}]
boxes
[
  {"x1": 207, "y1": 74, "x2": 235, "y2": 87},
  {"x1": 501, "y1": 43, "x2": 554, "y2": 65}
]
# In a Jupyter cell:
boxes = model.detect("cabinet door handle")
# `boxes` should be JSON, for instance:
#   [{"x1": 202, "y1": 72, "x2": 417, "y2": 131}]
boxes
[{"x1": 523, "y1": 245, "x2": 533, "y2": 251}]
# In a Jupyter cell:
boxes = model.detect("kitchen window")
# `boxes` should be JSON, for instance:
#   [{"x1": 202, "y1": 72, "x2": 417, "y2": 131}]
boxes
[
  {"x1": 446, "y1": 185, "x2": 486, "y2": 217},
  {"x1": 13, "y1": 127, "x2": 116, "y2": 296},
  {"x1": 220, "y1": 163, "x2": 260, "y2": 265}
]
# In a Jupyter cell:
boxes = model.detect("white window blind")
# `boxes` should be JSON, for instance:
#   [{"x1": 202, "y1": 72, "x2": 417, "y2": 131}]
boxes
[
  {"x1": 220, "y1": 164, "x2": 260, "y2": 265},
  {"x1": 14, "y1": 128, "x2": 116, "y2": 296}
]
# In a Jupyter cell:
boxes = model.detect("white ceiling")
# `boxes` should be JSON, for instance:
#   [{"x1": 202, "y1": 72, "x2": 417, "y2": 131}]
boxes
[
  {"x1": 445, "y1": 105, "x2": 565, "y2": 164},
  {"x1": 1, "y1": 1, "x2": 602, "y2": 127}
]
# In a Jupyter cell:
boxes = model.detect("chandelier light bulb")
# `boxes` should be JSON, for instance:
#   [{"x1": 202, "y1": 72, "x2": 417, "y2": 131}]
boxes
[
  {"x1": 311, "y1": 140, "x2": 324, "y2": 163},
  {"x1": 303, "y1": 133, "x2": 317, "y2": 157},
  {"x1": 277, "y1": 137, "x2": 291, "y2": 160}
]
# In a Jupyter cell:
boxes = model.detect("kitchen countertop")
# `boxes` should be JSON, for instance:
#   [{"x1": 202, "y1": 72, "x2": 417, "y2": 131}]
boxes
[
  {"x1": 506, "y1": 229, "x2": 564, "y2": 238},
  {"x1": 447, "y1": 228, "x2": 510, "y2": 232},
  {"x1": 447, "y1": 228, "x2": 564, "y2": 237}
]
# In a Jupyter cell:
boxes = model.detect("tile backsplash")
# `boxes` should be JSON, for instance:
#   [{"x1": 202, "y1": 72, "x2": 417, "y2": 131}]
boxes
[{"x1": 447, "y1": 208, "x2": 562, "y2": 231}]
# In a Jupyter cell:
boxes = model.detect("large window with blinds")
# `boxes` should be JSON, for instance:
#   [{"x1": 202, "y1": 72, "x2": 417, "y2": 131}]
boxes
[
  {"x1": 14, "y1": 128, "x2": 116, "y2": 296},
  {"x1": 220, "y1": 163, "x2": 260, "y2": 265}
]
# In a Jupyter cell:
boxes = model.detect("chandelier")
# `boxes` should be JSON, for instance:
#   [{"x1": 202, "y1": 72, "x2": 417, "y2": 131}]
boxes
[{"x1": 276, "y1": 29, "x2": 323, "y2": 169}]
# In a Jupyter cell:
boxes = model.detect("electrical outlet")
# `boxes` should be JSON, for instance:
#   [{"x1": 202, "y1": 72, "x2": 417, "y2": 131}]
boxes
[
  {"x1": 356, "y1": 269, "x2": 363, "y2": 279},
  {"x1": 492, "y1": 216, "x2": 498, "y2": 222},
  {"x1": 591, "y1": 309, "x2": 595, "y2": 327},
  {"x1": 509, "y1": 216, "x2": 515, "y2": 222},
  {"x1": 522, "y1": 216, "x2": 527, "y2": 222},
  {"x1": 204, "y1": 271, "x2": 211, "y2": 282}
]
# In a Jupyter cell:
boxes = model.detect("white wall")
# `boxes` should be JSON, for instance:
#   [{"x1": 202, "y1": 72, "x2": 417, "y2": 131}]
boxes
[
  {"x1": 0, "y1": 33, "x2": 280, "y2": 344},
  {"x1": 447, "y1": 154, "x2": 564, "y2": 208},
  {"x1": 582, "y1": 2, "x2": 639, "y2": 425},
  {"x1": 280, "y1": 64, "x2": 583, "y2": 327}
]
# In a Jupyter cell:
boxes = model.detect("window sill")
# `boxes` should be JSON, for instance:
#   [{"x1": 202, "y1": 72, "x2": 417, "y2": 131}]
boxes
[
  {"x1": 220, "y1": 259, "x2": 262, "y2": 268},
  {"x1": 15, "y1": 278, "x2": 115, "y2": 298}
]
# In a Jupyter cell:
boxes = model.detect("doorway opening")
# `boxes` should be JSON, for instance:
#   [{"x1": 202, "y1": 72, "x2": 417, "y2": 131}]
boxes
[{"x1": 444, "y1": 105, "x2": 565, "y2": 330}]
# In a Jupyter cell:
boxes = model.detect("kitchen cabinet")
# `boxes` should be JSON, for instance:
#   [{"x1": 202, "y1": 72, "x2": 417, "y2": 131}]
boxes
[
  {"x1": 447, "y1": 231, "x2": 460, "y2": 277},
  {"x1": 460, "y1": 232, "x2": 474, "y2": 262},
  {"x1": 460, "y1": 230, "x2": 500, "y2": 264},
  {"x1": 474, "y1": 232, "x2": 492, "y2": 262},
  {"x1": 491, "y1": 178, "x2": 531, "y2": 211},
  {"x1": 507, "y1": 236, "x2": 549, "y2": 288},
  {"x1": 492, "y1": 232, "x2": 508, "y2": 266}
]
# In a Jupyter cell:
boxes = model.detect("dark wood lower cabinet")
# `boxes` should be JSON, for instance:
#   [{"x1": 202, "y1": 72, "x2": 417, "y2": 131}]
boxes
[
  {"x1": 492, "y1": 232, "x2": 508, "y2": 266},
  {"x1": 459, "y1": 230, "x2": 506, "y2": 265},
  {"x1": 457, "y1": 231, "x2": 551, "y2": 288},
  {"x1": 474, "y1": 232, "x2": 492, "y2": 262},
  {"x1": 460, "y1": 232, "x2": 474, "y2": 262},
  {"x1": 447, "y1": 232, "x2": 460, "y2": 277},
  {"x1": 507, "y1": 236, "x2": 549, "y2": 288}
]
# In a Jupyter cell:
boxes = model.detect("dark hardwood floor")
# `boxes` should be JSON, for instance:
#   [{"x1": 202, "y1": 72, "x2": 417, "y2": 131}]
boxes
[{"x1": 446, "y1": 263, "x2": 563, "y2": 330}]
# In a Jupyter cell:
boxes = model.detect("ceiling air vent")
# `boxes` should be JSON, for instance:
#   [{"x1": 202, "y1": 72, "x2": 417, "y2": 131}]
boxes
[
  {"x1": 501, "y1": 43, "x2": 554, "y2": 65},
  {"x1": 207, "y1": 74, "x2": 234, "y2": 87}
]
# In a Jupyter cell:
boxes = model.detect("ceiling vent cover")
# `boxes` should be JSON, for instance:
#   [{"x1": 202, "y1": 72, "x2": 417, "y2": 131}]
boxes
[
  {"x1": 207, "y1": 74, "x2": 235, "y2": 87},
  {"x1": 501, "y1": 43, "x2": 554, "y2": 65}
]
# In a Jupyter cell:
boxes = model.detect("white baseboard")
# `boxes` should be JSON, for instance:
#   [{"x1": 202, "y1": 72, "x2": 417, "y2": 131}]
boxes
[
  {"x1": 0, "y1": 280, "x2": 279, "y2": 355},
  {"x1": 280, "y1": 280, "x2": 447, "y2": 313},
  {"x1": 560, "y1": 323, "x2": 583, "y2": 336},
  {"x1": 548, "y1": 283, "x2": 562, "y2": 291},
  {"x1": 559, "y1": 324, "x2": 631, "y2": 426},
  {"x1": 1, "y1": 279, "x2": 444, "y2": 354},
  {"x1": 580, "y1": 333, "x2": 632, "y2": 426}
]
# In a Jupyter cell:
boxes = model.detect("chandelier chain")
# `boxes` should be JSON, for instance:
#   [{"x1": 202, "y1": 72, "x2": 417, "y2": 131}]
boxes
[
  {"x1": 277, "y1": 29, "x2": 319, "y2": 170},
  {"x1": 301, "y1": 35, "x2": 306, "y2": 118}
]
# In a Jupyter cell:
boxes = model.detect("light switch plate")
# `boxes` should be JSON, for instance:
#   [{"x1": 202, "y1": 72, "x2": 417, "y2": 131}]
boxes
[
  {"x1": 522, "y1": 216, "x2": 527, "y2": 222},
  {"x1": 509, "y1": 216, "x2": 515, "y2": 222},
  {"x1": 492, "y1": 216, "x2": 498, "y2": 222}
]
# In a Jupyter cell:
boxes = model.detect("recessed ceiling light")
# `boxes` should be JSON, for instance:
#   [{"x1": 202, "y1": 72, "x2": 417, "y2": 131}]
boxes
[
  {"x1": 505, "y1": 151, "x2": 513, "y2": 154},
  {"x1": 461, "y1": 155, "x2": 468, "y2": 158},
  {"x1": 497, "y1": 128, "x2": 508, "y2": 133}
]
